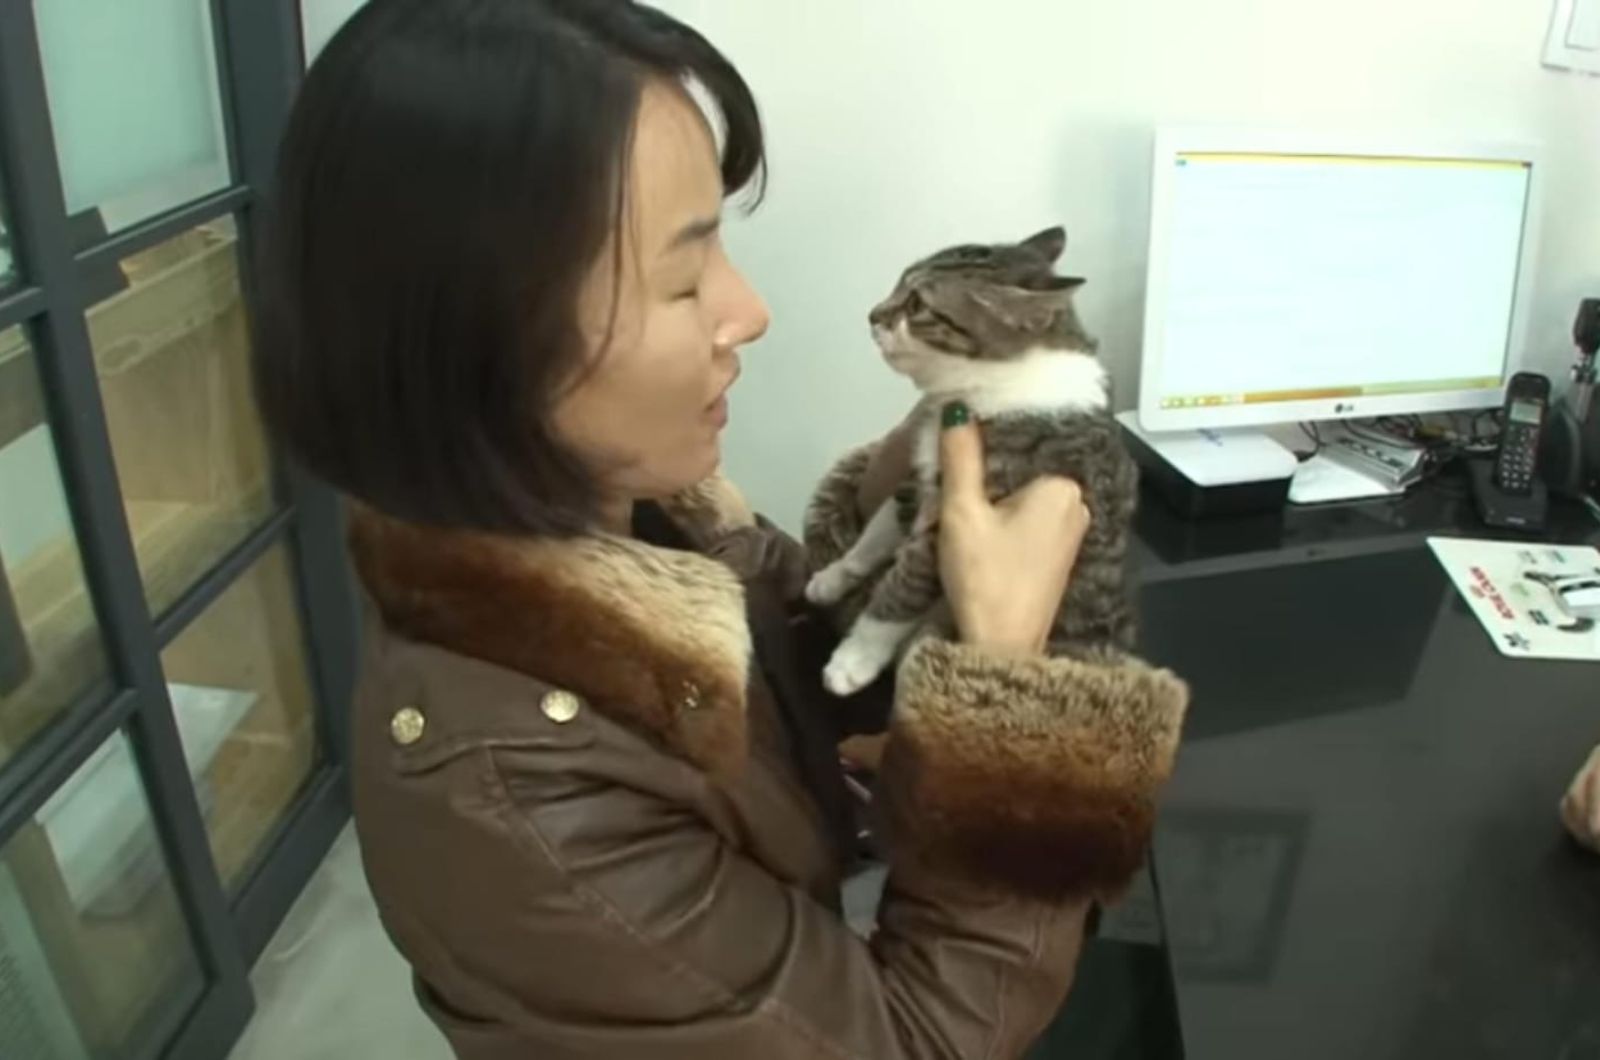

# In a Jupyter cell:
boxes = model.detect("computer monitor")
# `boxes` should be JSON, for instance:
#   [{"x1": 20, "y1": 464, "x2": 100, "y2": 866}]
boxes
[{"x1": 1137, "y1": 129, "x2": 1541, "y2": 433}]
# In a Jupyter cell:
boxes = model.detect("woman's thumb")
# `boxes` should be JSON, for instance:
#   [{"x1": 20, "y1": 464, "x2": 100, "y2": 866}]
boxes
[{"x1": 939, "y1": 402, "x2": 986, "y2": 512}]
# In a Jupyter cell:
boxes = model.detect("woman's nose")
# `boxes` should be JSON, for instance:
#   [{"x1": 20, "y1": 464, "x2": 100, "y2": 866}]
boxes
[
  {"x1": 717, "y1": 268, "x2": 770, "y2": 349},
  {"x1": 717, "y1": 298, "x2": 768, "y2": 350}
]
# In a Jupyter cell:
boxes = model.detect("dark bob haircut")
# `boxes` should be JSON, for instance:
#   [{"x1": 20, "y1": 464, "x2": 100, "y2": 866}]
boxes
[{"x1": 253, "y1": 0, "x2": 764, "y2": 535}]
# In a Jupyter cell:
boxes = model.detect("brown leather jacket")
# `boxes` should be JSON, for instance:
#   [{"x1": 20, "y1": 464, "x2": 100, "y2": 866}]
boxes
[{"x1": 347, "y1": 467, "x2": 1188, "y2": 1060}]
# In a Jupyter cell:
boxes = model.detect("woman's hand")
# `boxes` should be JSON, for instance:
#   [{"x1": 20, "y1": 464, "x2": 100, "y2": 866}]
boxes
[
  {"x1": 1561, "y1": 744, "x2": 1600, "y2": 852},
  {"x1": 937, "y1": 403, "x2": 1091, "y2": 656}
]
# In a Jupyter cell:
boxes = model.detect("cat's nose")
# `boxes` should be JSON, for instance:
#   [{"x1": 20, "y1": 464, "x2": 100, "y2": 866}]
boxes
[{"x1": 868, "y1": 303, "x2": 892, "y2": 327}]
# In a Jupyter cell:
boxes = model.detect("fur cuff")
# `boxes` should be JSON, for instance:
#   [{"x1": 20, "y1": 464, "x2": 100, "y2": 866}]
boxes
[
  {"x1": 883, "y1": 640, "x2": 1190, "y2": 902},
  {"x1": 802, "y1": 442, "x2": 877, "y2": 573}
]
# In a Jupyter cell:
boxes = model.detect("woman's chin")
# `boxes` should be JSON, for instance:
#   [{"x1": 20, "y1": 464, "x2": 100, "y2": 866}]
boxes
[
  {"x1": 693, "y1": 438, "x2": 723, "y2": 481},
  {"x1": 658, "y1": 443, "x2": 723, "y2": 497}
]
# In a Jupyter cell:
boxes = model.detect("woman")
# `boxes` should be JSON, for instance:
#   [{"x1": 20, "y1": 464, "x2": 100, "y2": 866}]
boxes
[{"x1": 254, "y1": 1, "x2": 1188, "y2": 1057}]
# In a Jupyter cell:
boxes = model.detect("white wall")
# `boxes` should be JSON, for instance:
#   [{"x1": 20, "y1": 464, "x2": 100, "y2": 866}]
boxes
[
  {"x1": 655, "y1": 0, "x2": 1600, "y2": 528},
  {"x1": 303, "y1": 0, "x2": 1600, "y2": 530},
  {"x1": 300, "y1": 0, "x2": 370, "y2": 61}
]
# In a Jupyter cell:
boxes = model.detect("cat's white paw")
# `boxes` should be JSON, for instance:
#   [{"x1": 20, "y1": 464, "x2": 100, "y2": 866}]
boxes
[
  {"x1": 823, "y1": 638, "x2": 894, "y2": 697},
  {"x1": 806, "y1": 562, "x2": 857, "y2": 607}
]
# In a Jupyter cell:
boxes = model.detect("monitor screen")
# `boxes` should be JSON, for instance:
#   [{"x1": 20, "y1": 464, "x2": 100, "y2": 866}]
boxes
[{"x1": 1147, "y1": 149, "x2": 1532, "y2": 419}]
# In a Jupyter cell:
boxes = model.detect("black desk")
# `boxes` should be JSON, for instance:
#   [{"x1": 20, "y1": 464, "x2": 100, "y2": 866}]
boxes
[{"x1": 1136, "y1": 478, "x2": 1600, "y2": 1059}]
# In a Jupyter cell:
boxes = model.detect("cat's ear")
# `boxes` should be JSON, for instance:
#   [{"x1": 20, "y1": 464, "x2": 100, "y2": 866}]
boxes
[
  {"x1": 1021, "y1": 226, "x2": 1068, "y2": 263},
  {"x1": 966, "y1": 287, "x2": 1064, "y2": 332},
  {"x1": 1028, "y1": 274, "x2": 1086, "y2": 293}
]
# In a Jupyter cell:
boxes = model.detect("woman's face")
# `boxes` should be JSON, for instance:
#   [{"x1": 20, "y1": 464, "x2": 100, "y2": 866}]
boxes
[{"x1": 554, "y1": 82, "x2": 769, "y2": 510}]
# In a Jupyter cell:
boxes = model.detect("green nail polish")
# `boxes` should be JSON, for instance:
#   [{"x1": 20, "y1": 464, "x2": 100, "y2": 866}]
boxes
[{"x1": 942, "y1": 401, "x2": 970, "y2": 430}]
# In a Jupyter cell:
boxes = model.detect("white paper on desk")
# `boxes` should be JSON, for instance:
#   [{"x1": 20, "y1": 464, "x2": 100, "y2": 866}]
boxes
[{"x1": 1428, "y1": 538, "x2": 1600, "y2": 661}]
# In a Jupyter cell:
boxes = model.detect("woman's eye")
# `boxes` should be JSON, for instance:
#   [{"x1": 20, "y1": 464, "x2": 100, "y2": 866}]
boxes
[{"x1": 674, "y1": 284, "x2": 701, "y2": 302}]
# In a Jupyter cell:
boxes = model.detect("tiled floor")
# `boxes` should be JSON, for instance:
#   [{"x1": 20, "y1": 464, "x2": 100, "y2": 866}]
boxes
[{"x1": 227, "y1": 826, "x2": 450, "y2": 1060}]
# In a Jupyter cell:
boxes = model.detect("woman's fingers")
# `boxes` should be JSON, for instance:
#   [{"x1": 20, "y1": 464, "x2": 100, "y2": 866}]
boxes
[
  {"x1": 1587, "y1": 759, "x2": 1600, "y2": 838},
  {"x1": 1003, "y1": 474, "x2": 1088, "y2": 523},
  {"x1": 1563, "y1": 789, "x2": 1582, "y2": 836},
  {"x1": 938, "y1": 405, "x2": 989, "y2": 519},
  {"x1": 1562, "y1": 746, "x2": 1600, "y2": 851},
  {"x1": 936, "y1": 404, "x2": 1093, "y2": 656},
  {"x1": 839, "y1": 734, "x2": 889, "y2": 772}
]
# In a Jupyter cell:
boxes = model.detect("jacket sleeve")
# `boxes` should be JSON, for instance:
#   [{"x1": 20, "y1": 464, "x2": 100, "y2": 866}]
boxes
[
  {"x1": 455, "y1": 706, "x2": 1086, "y2": 1060},
  {"x1": 803, "y1": 443, "x2": 1190, "y2": 898},
  {"x1": 885, "y1": 638, "x2": 1188, "y2": 902},
  {"x1": 467, "y1": 746, "x2": 1081, "y2": 1060},
  {"x1": 394, "y1": 462, "x2": 1185, "y2": 1057},
  {"x1": 430, "y1": 635, "x2": 1185, "y2": 1060}
]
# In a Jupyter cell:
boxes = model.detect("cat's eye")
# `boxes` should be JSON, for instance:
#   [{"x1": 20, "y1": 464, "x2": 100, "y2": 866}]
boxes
[{"x1": 904, "y1": 292, "x2": 937, "y2": 323}]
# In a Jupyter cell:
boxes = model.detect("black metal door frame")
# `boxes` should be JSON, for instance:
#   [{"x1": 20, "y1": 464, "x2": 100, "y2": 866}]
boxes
[{"x1": 0, "y1": 2, "x2": 354, "y2": 1057}]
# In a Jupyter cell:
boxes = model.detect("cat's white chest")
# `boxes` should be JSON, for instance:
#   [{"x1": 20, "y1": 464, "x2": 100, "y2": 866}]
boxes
[{"x1": 906, "y1": 348, "x2": 1109, "y2": 489}]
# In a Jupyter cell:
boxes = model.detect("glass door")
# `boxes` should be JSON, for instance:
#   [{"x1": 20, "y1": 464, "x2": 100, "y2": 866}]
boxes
[{"x1": 0, "y1": 3, "x2": 354, "y2": 1058}]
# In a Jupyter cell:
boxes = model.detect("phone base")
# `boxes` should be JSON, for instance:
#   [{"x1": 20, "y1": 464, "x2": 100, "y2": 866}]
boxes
[{"x1": 1469, "y1": 459, "x2": 1549, "y2": 532}]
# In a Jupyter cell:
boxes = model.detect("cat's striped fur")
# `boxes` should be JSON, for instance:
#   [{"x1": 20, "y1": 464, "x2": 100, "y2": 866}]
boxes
[{"x1": 806, "y1": 227, "x2": 1140, "y2": 695}]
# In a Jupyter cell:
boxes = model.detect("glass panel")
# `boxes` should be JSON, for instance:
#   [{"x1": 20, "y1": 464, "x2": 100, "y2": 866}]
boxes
[
  {"x1": 160, "y1": 546, "x2": 319, "y2": 891},
  {"x1": 0, "y1": 732, "x2": 203, "y2": 1058},
  {"x1": 33, "y1": 0, "x2": 231, "y2": 235},
  {"x1": 0, "y1": 327, "x2": 108, "y2": 774},
  {"x1": 88, "y1": 217, "x2": 274, "y2": 617}
]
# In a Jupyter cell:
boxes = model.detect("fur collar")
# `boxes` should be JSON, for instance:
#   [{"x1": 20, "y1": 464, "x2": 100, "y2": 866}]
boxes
[{"x1": 348, "y1": 476, "x2": 758, "y2": 775}]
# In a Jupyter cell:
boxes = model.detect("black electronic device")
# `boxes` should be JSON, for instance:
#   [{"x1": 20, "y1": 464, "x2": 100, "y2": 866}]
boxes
[
  {"x1": 1493, "y1": 372, "x2": 1551, "y2": 495},
  {"x1": 1579, "y1": 297, "x2": 1600, "y2": 356},
  {"x1": 1540, "y1": 297, "x2": 1600, "y2": 505},
  {"x1": 1470, "y1": 371, "x2": 1553, "y2": 531},
  {"x1": 1469, "y1": 459, "x2": 1549, "y2": 531}
]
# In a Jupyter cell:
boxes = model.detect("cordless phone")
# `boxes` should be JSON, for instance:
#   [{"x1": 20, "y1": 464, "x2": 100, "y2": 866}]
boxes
[{"x1": 1493, "y1": 372, "x2": 1552, "y2": 495}]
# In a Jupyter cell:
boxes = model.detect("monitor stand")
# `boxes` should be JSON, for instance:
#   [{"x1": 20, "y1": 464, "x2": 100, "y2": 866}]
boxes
[
  {"x1": 1116, "y1": 412, "x2": 1408, "y2": 517},
  {"x1": 1117, "y1": 412, "x2": 1299, "y2": 517}
]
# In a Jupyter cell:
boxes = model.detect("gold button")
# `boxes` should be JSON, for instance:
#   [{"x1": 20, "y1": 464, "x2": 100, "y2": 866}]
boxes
[
  {"x1": 390, "y1": 707, "x2": 426, "y2": 747},
  {"x1": 541, "y1": 690, "x2": 583, "y2": 724},
  {"x1": 680, "y1": 681, "x2": 704, "y2": 711}
]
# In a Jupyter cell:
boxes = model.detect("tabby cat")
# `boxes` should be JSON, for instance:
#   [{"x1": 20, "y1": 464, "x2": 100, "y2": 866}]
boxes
[{"x1": 806, "y1": 226, "x2": 1139, "y2": 695}]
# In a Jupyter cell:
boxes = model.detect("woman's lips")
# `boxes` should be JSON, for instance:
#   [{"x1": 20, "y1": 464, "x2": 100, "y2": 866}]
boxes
[{"x1": 706, "y1": 361, "x2": 740, "y2": 429}]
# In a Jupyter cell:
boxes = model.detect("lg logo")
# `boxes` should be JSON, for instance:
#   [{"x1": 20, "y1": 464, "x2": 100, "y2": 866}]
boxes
[{"x1": 1335, "y1": 402, "x2": 1356, "y2": 414}]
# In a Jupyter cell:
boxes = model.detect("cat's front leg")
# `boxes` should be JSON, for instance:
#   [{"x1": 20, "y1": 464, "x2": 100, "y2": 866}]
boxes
[
  {"x1": 822, "y1": 524, "x2": 942, "y2": 696},
  {"x1": 823, "y1": 614, "x2": 920, "y2": 696},
  {"x1": 806, "y1": 499, "x2": 906, "y2": 606}
]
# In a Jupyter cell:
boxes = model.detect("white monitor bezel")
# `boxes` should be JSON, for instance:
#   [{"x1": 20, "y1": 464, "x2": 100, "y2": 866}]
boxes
[{"x1": 1136, "y1": 127, "x2": 1543, "y2": 432}]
